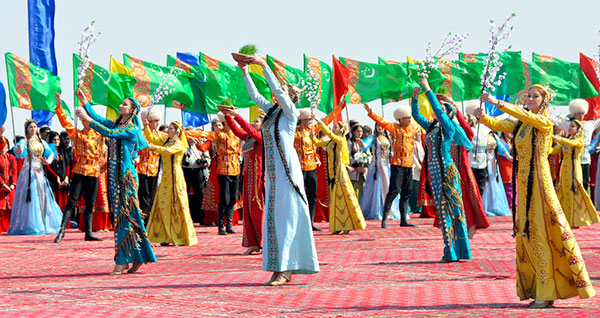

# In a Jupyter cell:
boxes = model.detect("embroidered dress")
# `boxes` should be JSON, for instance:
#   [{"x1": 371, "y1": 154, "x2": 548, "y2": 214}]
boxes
[
  {"x1": 145, "y1": 127, "x2": 198, "y2": 246},
  {"x1": 412, "y1": 91, "x2": 471, "y2": 261},
  {"x1": 243, "y1": 66, "x2": 319, "y2": 274},
  {"x1": 314, "y1": 121, "x2": 367, "y2": 233},
  {"x1": 314, "y1": 147, "x2": 330, "y2": 222},
  {"x1": 481, "y1": 101, "x2": 595, "y2": 301},
  {"x1": 482, "y1": 149, "x2": 511, "y2": 217},
  {"x1": 84, "y1": 104, "x2": 156, "y2": 265},
  {"x1": 551, "y1": 135, "x2": 600, "y2": 228},
  {"x1": 360, "y1": 135, "x2": 400, "y2": 220},
  {"x1": 0, "y1": 147, "x2": 17, "y2": 233},
  {"x1": 225, "y1": 114, "x2": 264, "y2": 248},
  {"x1": 8, "y1": 138, "x2": 63, "y2": 235}
]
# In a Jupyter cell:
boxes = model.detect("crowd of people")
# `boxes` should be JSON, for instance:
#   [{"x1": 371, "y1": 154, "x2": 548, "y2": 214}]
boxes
[{"x1": 0, "y1": 56, "x2": 597, "y2": 307}]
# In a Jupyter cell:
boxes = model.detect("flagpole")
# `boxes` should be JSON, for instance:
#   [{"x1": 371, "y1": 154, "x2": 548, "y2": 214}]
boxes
[
  {"x1": 8, "y1": 102, "x2": 17, "y2": 146},
  {"x1": 163, "y1": 105, "x2": 167, "y2": 125},
  {"x1": 345, "y1": 104, "x2": 350, "y2": 122},
  {"x1": 381, "y1": 104, "x2": 385, "y2": 117}
]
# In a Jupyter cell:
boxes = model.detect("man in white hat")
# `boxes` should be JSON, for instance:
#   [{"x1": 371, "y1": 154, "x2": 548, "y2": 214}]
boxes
[
  {"x1": 294, "y1": 107, "x2": 343, "y2": 231},
  {"x1": 363, "y1": 103, "x2": 418, "y2": 228}
]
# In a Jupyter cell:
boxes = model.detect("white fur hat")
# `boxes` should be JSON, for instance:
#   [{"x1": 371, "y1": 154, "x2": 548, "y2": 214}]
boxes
[
  {"x1": 298, "y1": 108, "x2": 312, "y2": 120},
  {"x1": 569, "y1": 99, "x2": 589, "y2": 115},
  {"x1": 147, "y1": 107, "x2": 162, "y2": 121},
  {"x1": 140, "y1": 109, "x2": 149, "y2": 121},
  {"x1": 463, "y1": 100, "x2": 480, "y2": 116},
  {"x1": 393, "y1": 106, "x2": 411, "y2": 120}
]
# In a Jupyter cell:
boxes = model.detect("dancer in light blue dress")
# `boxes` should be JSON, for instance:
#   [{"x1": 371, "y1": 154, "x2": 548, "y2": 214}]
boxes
[
  {"x1": 360, "y1": 125, "x2": 400, "y2": 220},
  {"x1": 8, "y1": 120, "x2": 63, "y2": 235},
  {"x1": 240, "y1": 55, "x2": 319, "y2": 286},
  {"x1": 482, "y1": 133, "x2": 511, "y2": 216}
]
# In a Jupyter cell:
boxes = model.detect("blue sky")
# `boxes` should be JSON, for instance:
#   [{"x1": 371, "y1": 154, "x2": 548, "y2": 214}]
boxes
[{"x1": 0, "y1": 0, "x2": 598, "y2": 139}]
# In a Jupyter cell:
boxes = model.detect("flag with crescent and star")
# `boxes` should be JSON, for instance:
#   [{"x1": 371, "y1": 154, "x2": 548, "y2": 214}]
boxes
[
  {"x1": 579, "y1": 52, "x2": 600, "y2": 120},
  {"x1": 339, "y1": 57, "x2": 408, "y2": 105}
]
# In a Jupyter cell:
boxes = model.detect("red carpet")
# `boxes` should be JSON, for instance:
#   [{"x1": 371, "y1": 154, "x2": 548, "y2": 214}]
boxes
[{"x1": 1, "y1": 215, "x2": 599, "y2": 317}]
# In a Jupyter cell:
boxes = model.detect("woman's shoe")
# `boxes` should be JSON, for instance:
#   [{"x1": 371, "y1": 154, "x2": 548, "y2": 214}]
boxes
[
  {"x1": 127, "y1": 262, "x2": 143, "y2": 274},
  {"x1": 109, "y1": 264, "x2": 128, "y2": 275},
  {"x1": 242, "y1": 246, "x2": 260, "y2": 255},
  {"x1": 528, "y1": 300, "x2": 554, "y2": 308},
  {"x1": 269, "y1": 271, "x2": 292, "y2": 286},
  {"x1": 342, "y1": 230, "x2": 351, "y2": 235},
  {"x1": 262, "y1": 272, "x2": 278, "y2": 286}
]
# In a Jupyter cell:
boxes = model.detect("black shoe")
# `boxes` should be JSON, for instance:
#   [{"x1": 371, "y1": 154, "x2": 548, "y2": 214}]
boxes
[
  {"x1": 400, "y1": 222, "x2": 416, "y2": 227},
  {"x1": 226, "y1": 227, "x2": 236, "y2": 234},
  {"x1": 381, "y1": 220, "x2": 388, "y2": 228},
  {"x1": 84, "y1": 233, "x2": 102, "y2": 241},
  {"x1": 218, "y1": 228, "x2": 227, "y2": 235},
  {"x1": 312, "y1": 226, "x2": 322, "y2": 231},
  {"x1": 54, "y1": 228, "x2": 66, "y2": 243}
]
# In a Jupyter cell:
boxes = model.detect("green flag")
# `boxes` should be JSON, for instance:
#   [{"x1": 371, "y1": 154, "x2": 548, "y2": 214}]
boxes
[
  {"x1": 72, "y1": 54, "x2": 136, "y2": 111},
  {"x1": 5, "y1": 52, "x2": 61, "y2": 112},
  {"x1": 266, "y1": 55, "x2": 310, "y2": 108},
  {"x1": 378, "y1": 58, "x2": 413, "y2": 104},
  {"x1": 123, "y1": 54, "x2": 194, "y2": 107},
  {"x1": 339, "y1": 57, "x2": 408, "y2": 104},
  {"x1": 406, "y1": 56, "x2": 446, "y2": 96},
  {"x1": 197, "y1": 52, "x2": 271, "y2": 113},
  {"x1": 454, "y1": 51, "x2": 524, "y2": 101},
  {"x1": 528, "y1": 53, "x2": 597, "y2": 105},
  {"x1": 304, "y1": 55, "x2": 333, "y2": 114}
]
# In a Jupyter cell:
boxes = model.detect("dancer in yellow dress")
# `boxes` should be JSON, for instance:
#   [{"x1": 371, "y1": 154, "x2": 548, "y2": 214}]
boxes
[
  {"x1": 551, "y1": 119, "x2": 600, "y2": 228},
  {"x1": 312, "y1": 113, "x2": 366, "y2": 234},
  {"x1": 476, "y1": 85, "x2": 595, "y2": 308},
  {"x1": 145, "y1": 121, "x2": 198, "y2": 246}
]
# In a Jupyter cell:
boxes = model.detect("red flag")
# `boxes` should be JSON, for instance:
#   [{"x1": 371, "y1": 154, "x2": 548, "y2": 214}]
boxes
[
  {"x1": 580, "y1": 53, "x2": 600, "y2": 120},
  {"x1": 332, "y1": 55, "x2": 351, "y2": 122}
]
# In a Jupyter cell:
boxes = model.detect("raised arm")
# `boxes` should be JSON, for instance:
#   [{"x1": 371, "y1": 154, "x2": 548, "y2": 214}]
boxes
[
  {"x1": 481, "y1": 93, "x2": 552, "y2": 133},
  {"x1": 243, "y1": 73, "x2": 272, "y2": 111},
  {"x1": 54, "y1": 93, "x2": 77, "y2": 140},
  {"x1": 225, "y1": 115, "x2": 249, "y2": 141},
  {"x1": 454, "y1": 107, "x2": 474, "y2": 141},
  {"x1": 589, "y1": 132, "x2": 600, "y2": 155},
  {"x1": 553, "y1": 135, "x2": 585, "y2": 148},
  {"x1": 88, "y1": 120, "x2": 137, "y2": 140},
  {"x1": 424, "y1": 90, "x2": 454, "y2": 135},
  {"x1": 315, "y1": 118, "x2": 344, "y2": 146},
  {"x1": 185, "y1": 130, "x2": 216, "y2": 141},
  {"x1": 410, "y1": 89, "x2": 431, "y2": 130},
  {"x1": 144, "y1": 127, "x2": 168, "y2": 146},
  {"x1": 83, "y1": 103, "x2": 116, "y2": 128},
  {"x1": 364, "y1": 103, "x2": 396, "y2": 137},
  {"x1": 261, "y1": 65, "x2": 297, "y2": 119},
  {"x1": 149, "y1": 140, "x2": 186, "y2": 156},
  {"x1": 233, "y1": 114, "x2": 261, "y2": 142}
]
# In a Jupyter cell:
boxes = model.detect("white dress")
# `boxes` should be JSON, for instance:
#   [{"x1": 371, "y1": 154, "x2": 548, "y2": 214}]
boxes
[{"x1": 243, "y1": 67, "x2": 319, "y2": 274}]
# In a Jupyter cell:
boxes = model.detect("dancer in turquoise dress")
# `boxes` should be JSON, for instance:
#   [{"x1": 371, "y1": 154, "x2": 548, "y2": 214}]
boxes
[
  {"x1": 411, "y1": 77, "x2": 472, "y2": 262},
  {"x1": 75, "y1": 88, "x2": 156, "y2": 275},
  {"x1": 8, "y1": 121, "x2": 63, "y2": 235}
]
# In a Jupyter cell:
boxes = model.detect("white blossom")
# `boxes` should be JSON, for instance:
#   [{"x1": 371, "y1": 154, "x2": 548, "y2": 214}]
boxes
[
  {"x1": 76, "y1": 21, "x2": 101, "y2": 89},
  {"x1": 480, "y1": 13, "x2": 516, "y2": 93},
  {"x1": 417, "y1": 32, "x2": 468, "y2": 78}
]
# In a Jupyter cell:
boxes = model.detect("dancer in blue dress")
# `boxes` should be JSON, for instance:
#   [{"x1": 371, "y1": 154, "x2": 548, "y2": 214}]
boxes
[
  {"x1": 75, "y1": 88, "x2": 156, "y2": 275},
  {"x1": 8, "y1": 120, "x2": 63, "y2": 235},
  {"x1": 483, "y1": 133, "x2": 511, "y2": 216},
  {"x1": 411, "y1": 77, "x2": 472, "y2": 262},
  {"x1": 239, "y1": 55, "x2": 319, "y2": 286}
]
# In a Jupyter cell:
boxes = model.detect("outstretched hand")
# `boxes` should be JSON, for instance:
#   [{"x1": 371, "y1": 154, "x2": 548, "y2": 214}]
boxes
[
  {"x1": 412, "y1": 87, "x2": 421, "y2": 99},
  {"x1": 418, "y1": 76, "x2": 431, "y2": 92},
  {"x1": 75, "y1": 88, "x2": 89, "y2": 107},
  {"x1": 362, "y1": 103, "x2": 373, "y2": 115},
  {"x1": 480, "y1": 92, "x2": 498, "y2": 107},
  {"x1": 54, "y1": 93, "x2": 61, "y2": 110},
  {"x1": 76, "y1": 108, "x2": 92, "y2": 123},
  {"x1": 237, "y1": 62, "x2": 248, "y2": 75},
  {"x1": 473, "y1": 107, "x2": 485, "y2": 120}
]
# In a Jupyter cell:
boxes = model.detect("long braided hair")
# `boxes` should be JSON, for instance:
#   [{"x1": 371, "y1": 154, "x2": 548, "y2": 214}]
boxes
[
  {"x1": 24, "y1": 119, "x2": 41, "y2": 202},
  {"x1": 328, "y1": 121, "x2": 346, "y2": 189},
  {"x1": 569, "y1": 119, "x2": 584, "y2": 194},
  {"x1": 511, "y1": 86, "x2": 549, "y2": 237},
  {"x1": 265, "y1": 104, "x2": 307, "y2": 204}
]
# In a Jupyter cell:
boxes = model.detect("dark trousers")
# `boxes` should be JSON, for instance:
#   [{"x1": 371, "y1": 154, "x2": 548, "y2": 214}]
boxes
[
  {"x1": 383, "y1": 165, "x2": 412, "y2": 220},
  {"x1": 472, "y1": 167, "x2": 488, "y2": 196},
  {"x1": 184, "y1": 167, "x2": 208, "y2": 224},
  {"x1": 62, "y1": 174, "x2": 98, "y2": 232},
  {"x1": 218, "y1": 174, "x2": 239, "y2": 228},
  {"x1": 303, "y1": 169, "x2": 318, "y2": 225},
  {"x1": 582, "y1": 163, "x2": 590, "y2": 192},
  {"x1": 138, "y1": 174, "x2": 158, "y2": 223}
]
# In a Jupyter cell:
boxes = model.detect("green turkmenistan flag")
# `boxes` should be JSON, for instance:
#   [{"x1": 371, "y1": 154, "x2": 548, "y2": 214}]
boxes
[
  {"x1": 72, "y1": 54, "x2": 136, "y2": 111},
  {"x1": 123, "y1": 54, "x2": 193, "y2": 107},
  {"x1": 339, "y1": 57, "x2": 408, "y2": 105},
  {"x1": 527, "y1": 53, "x2": 597, "y2": 105},
  {"x1": 166, "y1": 55, "x2": 212, "y2": 115},
  {"x1": 406, "y1": 56, "x2": 446, "y2": 96},
  {"x1": 454, "y1": 51, "x2": 524, "y2": 101},
  {"x1": 5, "y1": 52, "x2": 62, "y2": 112},
  {"x1": 266, "y1": 55, "x2": 310, "y2": 108},
  {"x1": 378, "y1": 57, "x2": 413, "y2": 104},
  {"x1": 197, "y1": 52, "x2": 271, "y2": 114},
  {"x1": 304, "y1": 55, "x2": 333, "y2": 114}
]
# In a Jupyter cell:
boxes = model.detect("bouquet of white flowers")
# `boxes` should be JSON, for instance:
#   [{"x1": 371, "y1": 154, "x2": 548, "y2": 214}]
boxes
[{"x1": 353, "y1": 151, "x2": 372, "y2": 167}]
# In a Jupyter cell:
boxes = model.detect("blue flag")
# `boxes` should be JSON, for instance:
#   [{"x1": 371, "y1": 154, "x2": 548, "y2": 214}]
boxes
[
  {"x1": 0, "y1": 81, "x2": 6, "y2": 126},
  {"x1": 28, "y1": 0, "x2": 57, "y2": 126},
  {"x1": 177, "y1": 52, "x2": 210, "y2": 127},
  {"x1": 485, "y1": 95, "x2": 510, "y2": 117}
]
